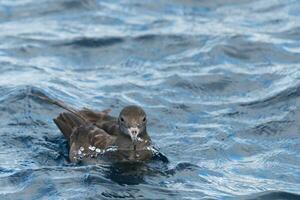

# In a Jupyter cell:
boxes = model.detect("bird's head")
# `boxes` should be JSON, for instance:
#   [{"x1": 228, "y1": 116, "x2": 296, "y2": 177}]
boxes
[{"x1": 118, "y1": 105, "x2": 147, "y2": 144}]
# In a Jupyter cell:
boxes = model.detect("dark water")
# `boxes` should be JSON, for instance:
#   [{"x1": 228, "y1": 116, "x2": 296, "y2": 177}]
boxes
[{"x1": 1, "y1": 0, "x2": 300, "y2": 199}]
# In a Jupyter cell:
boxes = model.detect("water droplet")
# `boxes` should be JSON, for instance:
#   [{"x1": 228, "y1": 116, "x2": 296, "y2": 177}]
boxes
[
  {"x1": 96, "y1": 148, "x2": 101, "y2": 153},
  {"x1": 89, "y1": 145, "x2": 96, "y2": 151}
]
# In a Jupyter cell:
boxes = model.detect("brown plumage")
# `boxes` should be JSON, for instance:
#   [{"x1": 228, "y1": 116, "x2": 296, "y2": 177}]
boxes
[{"x1": 53, "y1": 105, "x2": 153, "y2": 164}]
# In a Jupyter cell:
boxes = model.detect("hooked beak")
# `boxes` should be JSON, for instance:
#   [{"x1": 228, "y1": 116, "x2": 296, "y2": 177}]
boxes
[{"x1": 128, "y1": 127, "x2": 140, "y2": 144}]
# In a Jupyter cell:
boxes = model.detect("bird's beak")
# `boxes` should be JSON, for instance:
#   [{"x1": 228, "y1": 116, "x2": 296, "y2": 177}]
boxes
[{"x1": 128, "y1": 127, "x2": 140, "y2": 144}]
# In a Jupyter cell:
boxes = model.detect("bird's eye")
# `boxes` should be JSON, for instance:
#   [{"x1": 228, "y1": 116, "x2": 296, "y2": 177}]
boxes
[
  {"x1": 120, "y1": 117, "x2": 125, "y2": 122},
  {"x1": 142, "y1": 117, "x2": 146, "y2": 122}
]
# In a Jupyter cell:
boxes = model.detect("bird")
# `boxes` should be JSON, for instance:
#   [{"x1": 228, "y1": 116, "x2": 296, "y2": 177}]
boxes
[{"x1": 47, "y1": 98, "x2": 154, "y2": 164}]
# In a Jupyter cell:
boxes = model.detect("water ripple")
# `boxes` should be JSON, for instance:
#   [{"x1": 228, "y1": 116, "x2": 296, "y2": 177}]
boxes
[{"x1": 0, "y1": 0, "x2": 300, "y2": 199}]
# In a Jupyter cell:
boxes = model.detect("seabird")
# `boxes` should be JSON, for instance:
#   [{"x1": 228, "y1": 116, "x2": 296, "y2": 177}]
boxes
[{"x1": 50, "y1": 100, "x2": 153, "y2": 164}]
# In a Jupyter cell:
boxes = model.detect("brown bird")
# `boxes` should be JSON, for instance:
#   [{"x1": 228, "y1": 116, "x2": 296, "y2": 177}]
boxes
[{"x1": 49, "y1": 99, "x2": 154, "y2": 164}]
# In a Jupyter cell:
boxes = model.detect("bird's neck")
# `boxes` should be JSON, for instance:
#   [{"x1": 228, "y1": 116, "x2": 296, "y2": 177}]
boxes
[{"x1": 117, "y1": 128, "x2": 149, "y2": 149}]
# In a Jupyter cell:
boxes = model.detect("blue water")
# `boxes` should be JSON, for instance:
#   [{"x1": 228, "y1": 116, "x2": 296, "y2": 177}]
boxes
[{"x1": 1, "y1": 0, "x2": 300, "y2": 199}]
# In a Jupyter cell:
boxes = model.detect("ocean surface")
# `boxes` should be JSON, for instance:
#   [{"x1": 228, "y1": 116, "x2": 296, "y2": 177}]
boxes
[{"x1": 0, "y1": 0, "x2": 300, "y2": 199}]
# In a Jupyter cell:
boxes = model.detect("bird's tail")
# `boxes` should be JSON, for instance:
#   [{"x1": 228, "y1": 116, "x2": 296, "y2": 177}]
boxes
[
  {"x1": 31, "y1": 93, "x2": 87, "y2": 141},
  {"x1": 53, "y1": 112, "x2": 85, "y2": 141},
  {"x1": 32, "y1": 93, "x2": 87, "y2": 122}
]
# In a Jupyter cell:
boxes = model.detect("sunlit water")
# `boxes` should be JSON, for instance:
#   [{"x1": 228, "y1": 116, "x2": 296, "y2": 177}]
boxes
[{"x1": 0, "y1": 0, "x2": 300, "y2": 199}]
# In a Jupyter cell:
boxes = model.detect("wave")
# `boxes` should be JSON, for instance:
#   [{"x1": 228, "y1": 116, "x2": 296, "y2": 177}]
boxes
[
  {"x1": 60, "y1": 37, "x2": 124, "y2": 48},
  {"x1": 240, "y1": 191, "x2": 300, "y2": 200}
]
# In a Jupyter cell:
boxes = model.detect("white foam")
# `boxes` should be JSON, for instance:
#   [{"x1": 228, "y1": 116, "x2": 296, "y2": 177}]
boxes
[
  {"x1": 89, "y1": 146, "x2": 96, "y2": 151},
  {"x1": 95, "y1": 148, "x2": 101, "y2": 153}
]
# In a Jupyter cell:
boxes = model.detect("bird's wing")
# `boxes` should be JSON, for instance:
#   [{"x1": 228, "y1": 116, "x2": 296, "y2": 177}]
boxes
[
  {"x1": 88, "y1": 126, "x2": 116, "y2": 149},
  {"x1": 67, "y1": 124, "x2": 116, "y2": 163},
  {"x1": 54, "y1": 107, "x2": 117, "y2": 140},
  {"x1": 70, "y1": 124, "x2": 116, "y2": 150}
]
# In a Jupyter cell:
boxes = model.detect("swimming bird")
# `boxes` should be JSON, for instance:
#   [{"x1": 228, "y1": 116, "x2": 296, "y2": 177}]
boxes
[{"x1": 51, "y1": 101, "x2": 153, "y2": 164}]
